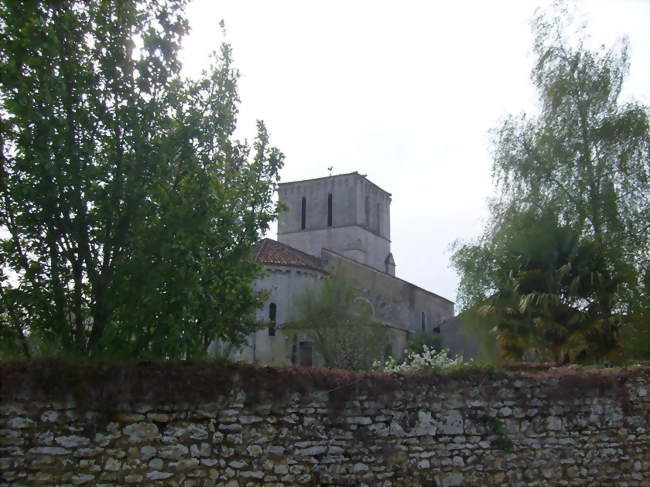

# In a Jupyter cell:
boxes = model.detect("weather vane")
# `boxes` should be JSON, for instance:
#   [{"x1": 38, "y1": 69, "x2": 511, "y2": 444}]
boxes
[{"x1": 327, "y1": 166, "x2": 333, "y2": 176}]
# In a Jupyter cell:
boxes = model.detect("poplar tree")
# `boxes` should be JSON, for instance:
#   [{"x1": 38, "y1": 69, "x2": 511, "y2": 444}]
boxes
[{"x1": 0, "y1": 0, "x2": 283, "y2": 359}]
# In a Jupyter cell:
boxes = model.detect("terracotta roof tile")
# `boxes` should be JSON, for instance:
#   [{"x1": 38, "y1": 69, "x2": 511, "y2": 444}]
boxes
[{"x1": 253, "y1": 238, "x2": 327, "y2": 273}]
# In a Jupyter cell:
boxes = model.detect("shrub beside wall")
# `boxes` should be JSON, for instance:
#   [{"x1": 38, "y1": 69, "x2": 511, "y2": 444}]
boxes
[{"x1": 1, "y1": 362, "x2": 649, "y2": 486}]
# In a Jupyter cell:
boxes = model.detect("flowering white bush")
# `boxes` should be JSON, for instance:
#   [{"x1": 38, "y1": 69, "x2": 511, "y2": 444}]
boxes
[{"x1": 373, "y1": 345, "x2": 467, "y2": 372}]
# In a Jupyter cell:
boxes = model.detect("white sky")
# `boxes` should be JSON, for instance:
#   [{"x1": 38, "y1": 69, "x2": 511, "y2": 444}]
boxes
[{"x1": 181, "y1": 0, "x2": 650, "y2": 308}]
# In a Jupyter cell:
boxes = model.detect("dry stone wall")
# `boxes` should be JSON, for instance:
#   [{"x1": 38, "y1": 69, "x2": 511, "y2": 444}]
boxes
[{"x1": 1, "y1": 364, "x2": 649, "y2": 486}]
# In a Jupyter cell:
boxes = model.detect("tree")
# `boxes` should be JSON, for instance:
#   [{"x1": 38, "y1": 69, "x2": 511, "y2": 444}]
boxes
[
  {"x1": 619, "y1": 269, "x2": 650, "y2": 362},
  {"x1": 287, "y1": 276, "x2": 389, "y2": 370},
  {"x1": 0, "y1": 0, "x2": 283, "y2": 359},
  {"x1": 456, "y1": 209, "x2": 629, "y2": 363},
  {"x1": 452, "y1": 4, "x2": 649, "y2": 363},
  {"x1": 404, "y1": 332, "x2": 443, "y2": 357}
]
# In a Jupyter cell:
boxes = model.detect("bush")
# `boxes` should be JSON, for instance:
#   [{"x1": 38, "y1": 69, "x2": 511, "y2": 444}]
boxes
[{"x1": 374, "y1": 345, "x2": 467, "y2": 372}]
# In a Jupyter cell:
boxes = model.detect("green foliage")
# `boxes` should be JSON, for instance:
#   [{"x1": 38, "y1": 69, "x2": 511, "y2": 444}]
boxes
[
  {"x1": 0, "y1": 0, "x2": 283, "y2": 359},
  {"x1": 287, "y1": 276, "x2": 389, "y2": 370},
  {"x1": 458, "y1": 310, "x2": 499, "y2": 364},
  {"x1": 471, "y1": 415, "x2": 513, "y2": 452},
  {"x1": 618, "y1": 267, "x2": 650, "y2": 361},
  {"x1": 490, "y1": 434, "x2": 514, "y2": 453},
  {"x1": 452, "y1": 4, "x2": 649, "y2": 364},
  {"x1": 404, "y1": 332, "x2": 443, "y2": 356},
  {"x1": 463, "y1": 210, "x2": 630, "y2": 363}
]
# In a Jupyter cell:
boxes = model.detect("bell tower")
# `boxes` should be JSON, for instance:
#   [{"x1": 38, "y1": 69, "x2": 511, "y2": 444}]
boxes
[{"x1": 277, "y1": 172, "x2": 396, "y2": 275}]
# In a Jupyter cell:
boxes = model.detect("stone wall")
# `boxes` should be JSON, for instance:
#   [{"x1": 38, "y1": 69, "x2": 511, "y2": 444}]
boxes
[
  {"x1": 1, "y1": 362, "x2": 649, "y2": 486},
  {"x1": 278, "y1": 172, "x2": 392, "y2": 274},
  {"x1": 322, "y1": 249, "x2": 455, "y2": 334},
  {"x1": 231, "y1": 264, "x2": 327, "y2": 366}
]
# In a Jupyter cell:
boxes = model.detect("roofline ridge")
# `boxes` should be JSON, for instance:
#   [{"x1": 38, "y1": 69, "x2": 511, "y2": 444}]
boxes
[
  {"x1": 278, "y1": 172, "x2": 391, "y2": 197},
  {"x1": 268, "y1": 239, "x2": 322, "y2": 264},
  {"x1": 254, "y1": 237, "x2": 270, "y2": 262},
  {"x1": 256, "y1": 238, "x2": 326, "y2": 272}
]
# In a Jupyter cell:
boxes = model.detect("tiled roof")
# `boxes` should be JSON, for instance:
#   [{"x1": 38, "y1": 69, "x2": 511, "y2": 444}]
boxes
[{"x1": 253, "y1": 238, "x2": 327, "y2": 273}]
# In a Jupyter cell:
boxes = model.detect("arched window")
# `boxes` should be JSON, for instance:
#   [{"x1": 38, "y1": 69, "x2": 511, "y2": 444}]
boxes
[
  {"x1": 299, "y1": 341, "x2": 313, "y2": 366},
  {"x1": 365, "y1": 196, "x2": 370, "y2": 227},
  {"x1": 301, "y1": 197, "x2": 306, "y2": 230},
  {"x1": 291, "y1": 336, "x2": 297, "y2": 364},
  {"x1": 269, "y1": 303, "x2": 277, "y2": 337},
  {"x1": 384, "y1": 342, "x2": 393, "y2": 359},
  {"x1": 376, "y1": 203, "x2": 381, "y2": 233},
  {"x1": 327, "y1": 193, "x2": 333, "y2": 227},
  {"x1": 421, "y1": 311, "x2": 426, "y2": 332}
]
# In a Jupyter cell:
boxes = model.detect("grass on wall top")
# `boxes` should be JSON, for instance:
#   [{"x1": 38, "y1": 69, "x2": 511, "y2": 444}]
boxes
[{"x1": 1, "y1": 359, "x2": 647, "y2": 410}]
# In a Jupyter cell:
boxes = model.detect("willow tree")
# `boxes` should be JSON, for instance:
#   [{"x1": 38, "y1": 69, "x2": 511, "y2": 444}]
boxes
[
  {"x1": 452, "y1": 4, "x2": 649, "y2": 363},
  {"x1": 0, "y1": 0, "x2": 283, "y2": 359}
]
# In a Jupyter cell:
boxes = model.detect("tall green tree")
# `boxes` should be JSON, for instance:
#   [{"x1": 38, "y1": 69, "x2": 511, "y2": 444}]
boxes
[
  {"x1": 456, "y1": 210, "x2": 629, "y2": 363},
  {"x1": 452, "y1": 4, "x2": 649, "y2": 363},
  {"x1": 0, "y1": 0, "x2": 283, "y2": 359},
  {"x1": 287, "y1": 276, "x2": 389, "y2": 370}
]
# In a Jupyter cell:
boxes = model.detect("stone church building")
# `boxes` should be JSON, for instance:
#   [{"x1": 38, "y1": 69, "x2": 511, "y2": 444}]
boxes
[{"x1": 221, "y1": 172, "x2": 457, "y2": 366}]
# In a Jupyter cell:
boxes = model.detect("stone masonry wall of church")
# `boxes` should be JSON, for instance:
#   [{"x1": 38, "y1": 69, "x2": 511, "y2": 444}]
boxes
[
  {"x1": 322, "y1": 250, "x2": 454, "y2": 334},
  {"x1": 1, "y1": 363, "x2": 649, "y2": 486},
  {"x1": 277, "y1": 173, "x2": 392, "y2": 273}
]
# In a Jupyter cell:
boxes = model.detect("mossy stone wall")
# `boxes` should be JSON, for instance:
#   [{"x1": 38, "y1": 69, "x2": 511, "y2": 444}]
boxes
[{"x1": 1, "y1": 362, "x2": 649, "y2": 486}]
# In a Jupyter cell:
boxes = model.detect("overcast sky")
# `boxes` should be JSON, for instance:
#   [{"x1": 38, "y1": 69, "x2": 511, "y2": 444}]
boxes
[{"x1": 181, "y1": 0, "x2": 650, "y2": 308}]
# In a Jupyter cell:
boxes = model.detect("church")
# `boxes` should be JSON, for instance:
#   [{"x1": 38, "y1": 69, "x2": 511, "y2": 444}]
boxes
[{"x1": 221, "y1": 172, "x2": 458, "y2": 366}]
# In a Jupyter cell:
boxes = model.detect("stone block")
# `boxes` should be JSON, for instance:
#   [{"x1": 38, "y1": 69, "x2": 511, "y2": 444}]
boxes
[
  {"x1": 546, "y1": 416, "x2": 563, "y2": 431},
  {"x1": 441, "y1": 472, "x2": 464, "y2": 487},
  {"x1": 246, "y1": 444, "x2": 263, "y2": 456},
  {"x1": 267, "y1": 445, "x2": 285, "y2": 456},
  {"x1": 71, "y1": 473, "x2": 95, "y2": 485},
  {"x1": 114, "y1": 413, "x2": 145, "y2": 423},
  {"x1": 123, "y1": 422, "x2": 160, "y2": 443},
  {"x1": 159, "y1": 444, "x2": 189, "y2": 459},
  {"x1": 239, "y1": 415, "x2": 264, "y2": 424},
  {"x1": 146, "y1": 471, "x2": 174, "y2": 480},
  {"x1": 7, "y1": 417, "x2": 35, "y2": 429},
  {"x1": 297, "y1": 445, "x2": 328, "y2": 456},
  {"x1": 28, "y1": 446, "x2": 69, "y2": 455},
  {"x1": 55, "y1": 435, "x2": 90, "y2": 448},
  {"x1": 147, "y1": 413, "x2": 170, "y2": 423},
  {"x1": 439, "y1": 412, "x2": 464, "y2": 435}
]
